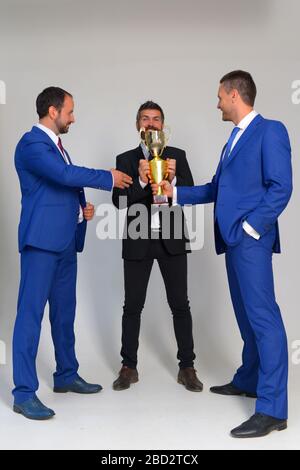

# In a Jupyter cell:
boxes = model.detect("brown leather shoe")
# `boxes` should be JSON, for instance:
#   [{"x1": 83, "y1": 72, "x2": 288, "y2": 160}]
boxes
[
  {"x1": 178, "y1": 367, "x2": 203, "y2": 392},
  {"x1": 113, "y1": 366, "x2": 139, "y2": 391}
]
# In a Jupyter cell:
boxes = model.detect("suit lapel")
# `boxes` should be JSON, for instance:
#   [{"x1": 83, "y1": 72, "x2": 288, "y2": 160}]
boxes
[
  {"x1": 221, "y1": 114, "x2": 263, "y2": 172},
  {"x1": 31, "y1": 126, "x2": 85, "y2": 204},
  {"x1": 64, "y1": 149, "x2": 73, "y2": 165},
  {"x1": 215, "y1": 144, "x2": 227, "y2": 184},
  {"x1": 31, "y1": 126, "x2": 67, "y2": 165},
  {"x1": 161, "y1": 147, "x2": 169, "y2": 160},
  {"x1": 135, "y1": 145, "x2": 145, "y2": 161}
]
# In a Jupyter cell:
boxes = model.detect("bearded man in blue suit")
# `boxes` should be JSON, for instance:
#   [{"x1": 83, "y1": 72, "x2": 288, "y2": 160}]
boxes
[
  {"x1": 13, "y1": 87, "x2": 132, "y2": 420},
  {"x1": 156, "y1": 71, "x2": 293, "y2": 438}
]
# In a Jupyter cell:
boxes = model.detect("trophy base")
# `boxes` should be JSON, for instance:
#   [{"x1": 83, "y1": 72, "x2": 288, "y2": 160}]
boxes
[{"x1": 152, "y1": 194, "x2": 169, "y2": 205}]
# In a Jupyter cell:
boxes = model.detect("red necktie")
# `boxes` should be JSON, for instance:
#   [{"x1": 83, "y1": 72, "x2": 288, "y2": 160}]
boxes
[
  {"x1": 57, "y1": 137, "x2": 71, "y2": 164},
  {"x1": 57, "y1": 137, "x2": 65, "y2": 156}
]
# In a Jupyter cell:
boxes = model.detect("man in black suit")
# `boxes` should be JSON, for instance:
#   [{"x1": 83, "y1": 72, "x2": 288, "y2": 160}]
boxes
[{"x1": 112, "y1": 101, "x2": 203, "y2": 392}]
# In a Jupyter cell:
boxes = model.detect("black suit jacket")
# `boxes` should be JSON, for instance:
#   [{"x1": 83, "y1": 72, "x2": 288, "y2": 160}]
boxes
[{"x1": 112, "y1": 145, "x2": 194, "y2": 260}]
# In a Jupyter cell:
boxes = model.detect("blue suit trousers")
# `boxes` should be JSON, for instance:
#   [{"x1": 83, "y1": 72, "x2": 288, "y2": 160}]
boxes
[
  {"x1": 13, "y1": 238, "x2": 79, "y2": 404},
  {"x1": 226, "y1": 227, "x2": 288, "y2": 419}
]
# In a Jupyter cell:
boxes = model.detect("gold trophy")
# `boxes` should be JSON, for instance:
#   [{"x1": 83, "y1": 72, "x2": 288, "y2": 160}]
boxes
[{"x1": 141, "y1": 128, "x2": 170, "y2": 205}]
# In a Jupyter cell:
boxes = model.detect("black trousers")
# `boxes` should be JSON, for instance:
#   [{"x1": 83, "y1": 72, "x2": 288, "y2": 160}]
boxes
[{"x1": 121, "y1": 239, "x2": 195, "y2": 369}]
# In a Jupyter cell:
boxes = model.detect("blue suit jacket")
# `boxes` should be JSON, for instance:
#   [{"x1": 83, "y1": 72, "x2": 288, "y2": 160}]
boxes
[
  {"x1": 15, "y1": 126, "x2": 113, "y2": 253},
  {"x1": 177, "y1": 115, "x2": 293, "y2": 254}
]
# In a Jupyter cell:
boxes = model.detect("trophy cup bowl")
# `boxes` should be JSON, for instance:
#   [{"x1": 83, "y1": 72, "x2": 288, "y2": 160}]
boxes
[{"x1": 143, "y1": 129, "x2": 169, "y2": 205}]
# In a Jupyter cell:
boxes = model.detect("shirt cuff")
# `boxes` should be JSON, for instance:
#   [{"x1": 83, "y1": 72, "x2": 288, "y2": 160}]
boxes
[
  {"x1": 78, "y1": 205, "x2": 84, "y2": 223},
  {"x1": 139, "y1": 177, "x2": 148, "y2": 189},
  {"x1": 172, "y1": 186, "x2": 178, "y2": 206},
  {"x1": 110, "y1": 173, "x2": 114, "y2": 191},
  {"x1": 243, "y1": 220, "x2": 260, "y2": 240},
  {"x1": 171, "y1": 176, "x2": 177, "y2": 187}
]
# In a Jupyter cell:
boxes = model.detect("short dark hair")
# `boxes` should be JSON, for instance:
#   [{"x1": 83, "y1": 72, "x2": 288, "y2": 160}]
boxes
[
  {"x1": 136, "y1": 100, "x2": 165, "y2": 123},
  {"x1": 36, "y1": 86, "x2": 73, "y2": 119},
  {"x1": 220, "y1": 70, "x2": 257, "y2": 106}
]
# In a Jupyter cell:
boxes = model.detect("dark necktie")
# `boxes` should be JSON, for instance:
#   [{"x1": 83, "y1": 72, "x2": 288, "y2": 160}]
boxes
[{"x1": 57, "y1": 137, "x2": 71, "y2": 164}]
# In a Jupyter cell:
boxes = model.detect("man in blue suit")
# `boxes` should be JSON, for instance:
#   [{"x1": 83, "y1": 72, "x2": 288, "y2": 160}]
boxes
[
  {"x1": 13, "y1": 87, "x2": 132, "y2": 420},
  {"x1": 155, "y1": 71, "x2": 293, "y2": 438}
]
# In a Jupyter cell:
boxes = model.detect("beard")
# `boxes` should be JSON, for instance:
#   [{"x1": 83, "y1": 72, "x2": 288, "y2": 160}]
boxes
[
  {"x1": 57, "y1": 123, "x2": 70, "y2": 134},
  {"x1": 55, "y1": 117, "x2": 71, "y2": 134}
]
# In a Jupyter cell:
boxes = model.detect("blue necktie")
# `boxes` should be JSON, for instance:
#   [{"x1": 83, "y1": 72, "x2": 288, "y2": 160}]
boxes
[{"x1": 222, "y1": 126, "x2": 240, "y2": 162}]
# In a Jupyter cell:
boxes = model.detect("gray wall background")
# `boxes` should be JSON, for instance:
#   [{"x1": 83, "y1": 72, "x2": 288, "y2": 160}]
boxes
[{"x1": 0, "y1": 0, "x2": 299, "y2": 401}]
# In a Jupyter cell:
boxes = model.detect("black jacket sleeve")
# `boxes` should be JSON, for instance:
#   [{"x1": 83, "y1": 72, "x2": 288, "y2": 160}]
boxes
[{"x1": 112, "y1": 154, "x2": 152, "y2": 209}]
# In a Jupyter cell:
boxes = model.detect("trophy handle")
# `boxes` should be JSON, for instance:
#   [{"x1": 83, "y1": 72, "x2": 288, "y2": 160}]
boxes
[
  {"x1": 139, "y1": 127, "x2": 146, "y2": 142},
  {"x1": 163, "y1": 125, "x2": 171, "y2": 144},
  {"x1": 164, "y1": 160, "x2": 169, "y2": 181}
]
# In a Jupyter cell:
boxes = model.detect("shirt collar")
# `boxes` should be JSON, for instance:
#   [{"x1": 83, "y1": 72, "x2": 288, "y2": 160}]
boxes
[
  {"x1": 237, "y1": 110, "x2": 258, "y2": 131},
  {"x1": 140, "y1": 140, "x2": 150, "y2": 159},
  {"x1": 35, "y1": 123, "x2": 59, "y2": 146}
]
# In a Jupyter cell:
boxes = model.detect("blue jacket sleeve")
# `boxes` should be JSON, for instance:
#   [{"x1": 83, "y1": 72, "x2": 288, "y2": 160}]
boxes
[
  {"x1": 177, "y1": 176, "x2": 216, "y2": 206},
  {"x1": 16, "y1": 141, "x2": 113, "y2": 191},
  {"x1": 246, "y1": 122, "x2": 293, "y2": 236}
]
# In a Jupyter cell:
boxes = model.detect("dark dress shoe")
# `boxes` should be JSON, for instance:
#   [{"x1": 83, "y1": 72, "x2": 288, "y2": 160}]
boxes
[
  {"x1": 178, "y1": 367, "x2": 203, "y2": 392},
  {"x1": 210, "y1": 382, "x2": 257, "y2": 398},
  {"x1": 113, "y1": 366, "x2": 139, "y2": 391},
  {"x1": 53, "y1": 376, "x2": 102, "y2": 394},
  {"x1": 231, "y1": 413, "x2": 287, "y2": 438},
  {"x1": 13, "y1": 396, "x2": 55, "y2": 420}
]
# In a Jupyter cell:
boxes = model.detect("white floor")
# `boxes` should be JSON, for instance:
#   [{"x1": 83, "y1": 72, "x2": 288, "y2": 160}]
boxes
[{"x1": 1, "y1": 357, "x2": 299, "y2": 450}]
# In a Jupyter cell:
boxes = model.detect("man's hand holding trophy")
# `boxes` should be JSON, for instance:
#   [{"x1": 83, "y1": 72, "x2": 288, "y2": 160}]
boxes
[
  {"x1": 152, "y1": 179, "x2": 174, "y2": 199},
  {"x1": 139, "y1": 126, "x2": 175, "y2": 205}
]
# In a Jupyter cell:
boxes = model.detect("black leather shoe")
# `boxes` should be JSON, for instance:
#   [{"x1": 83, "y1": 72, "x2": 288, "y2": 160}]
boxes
[
  {"x1": 178, "y1": 367, "x2": 203, "y2": 392},
  {"x1": 113, "y1": 366, "x2": 139, "y2": 391},
  {"x1": 53, "y1": 376, "x2": 102, "y2": 394},
  {"x1": 231, "y1": 413, "x2": 287, "y2": 438},
  {"x1": 210, "y1": 382, "x2": 257, "y2": 398}
]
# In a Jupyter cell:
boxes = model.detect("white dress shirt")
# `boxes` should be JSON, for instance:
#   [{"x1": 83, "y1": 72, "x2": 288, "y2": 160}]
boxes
[
  {"x1": 35, "y1": 123, "x2": 84, "y2": 223},
  {"x1": 173, "y1": 110, "x2": 260, "y2": 240}
]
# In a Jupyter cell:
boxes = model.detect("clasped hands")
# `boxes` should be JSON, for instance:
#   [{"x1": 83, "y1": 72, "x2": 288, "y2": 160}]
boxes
[{"x1": 85, "y1": 159, "x2": 175, "y2": 222}]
